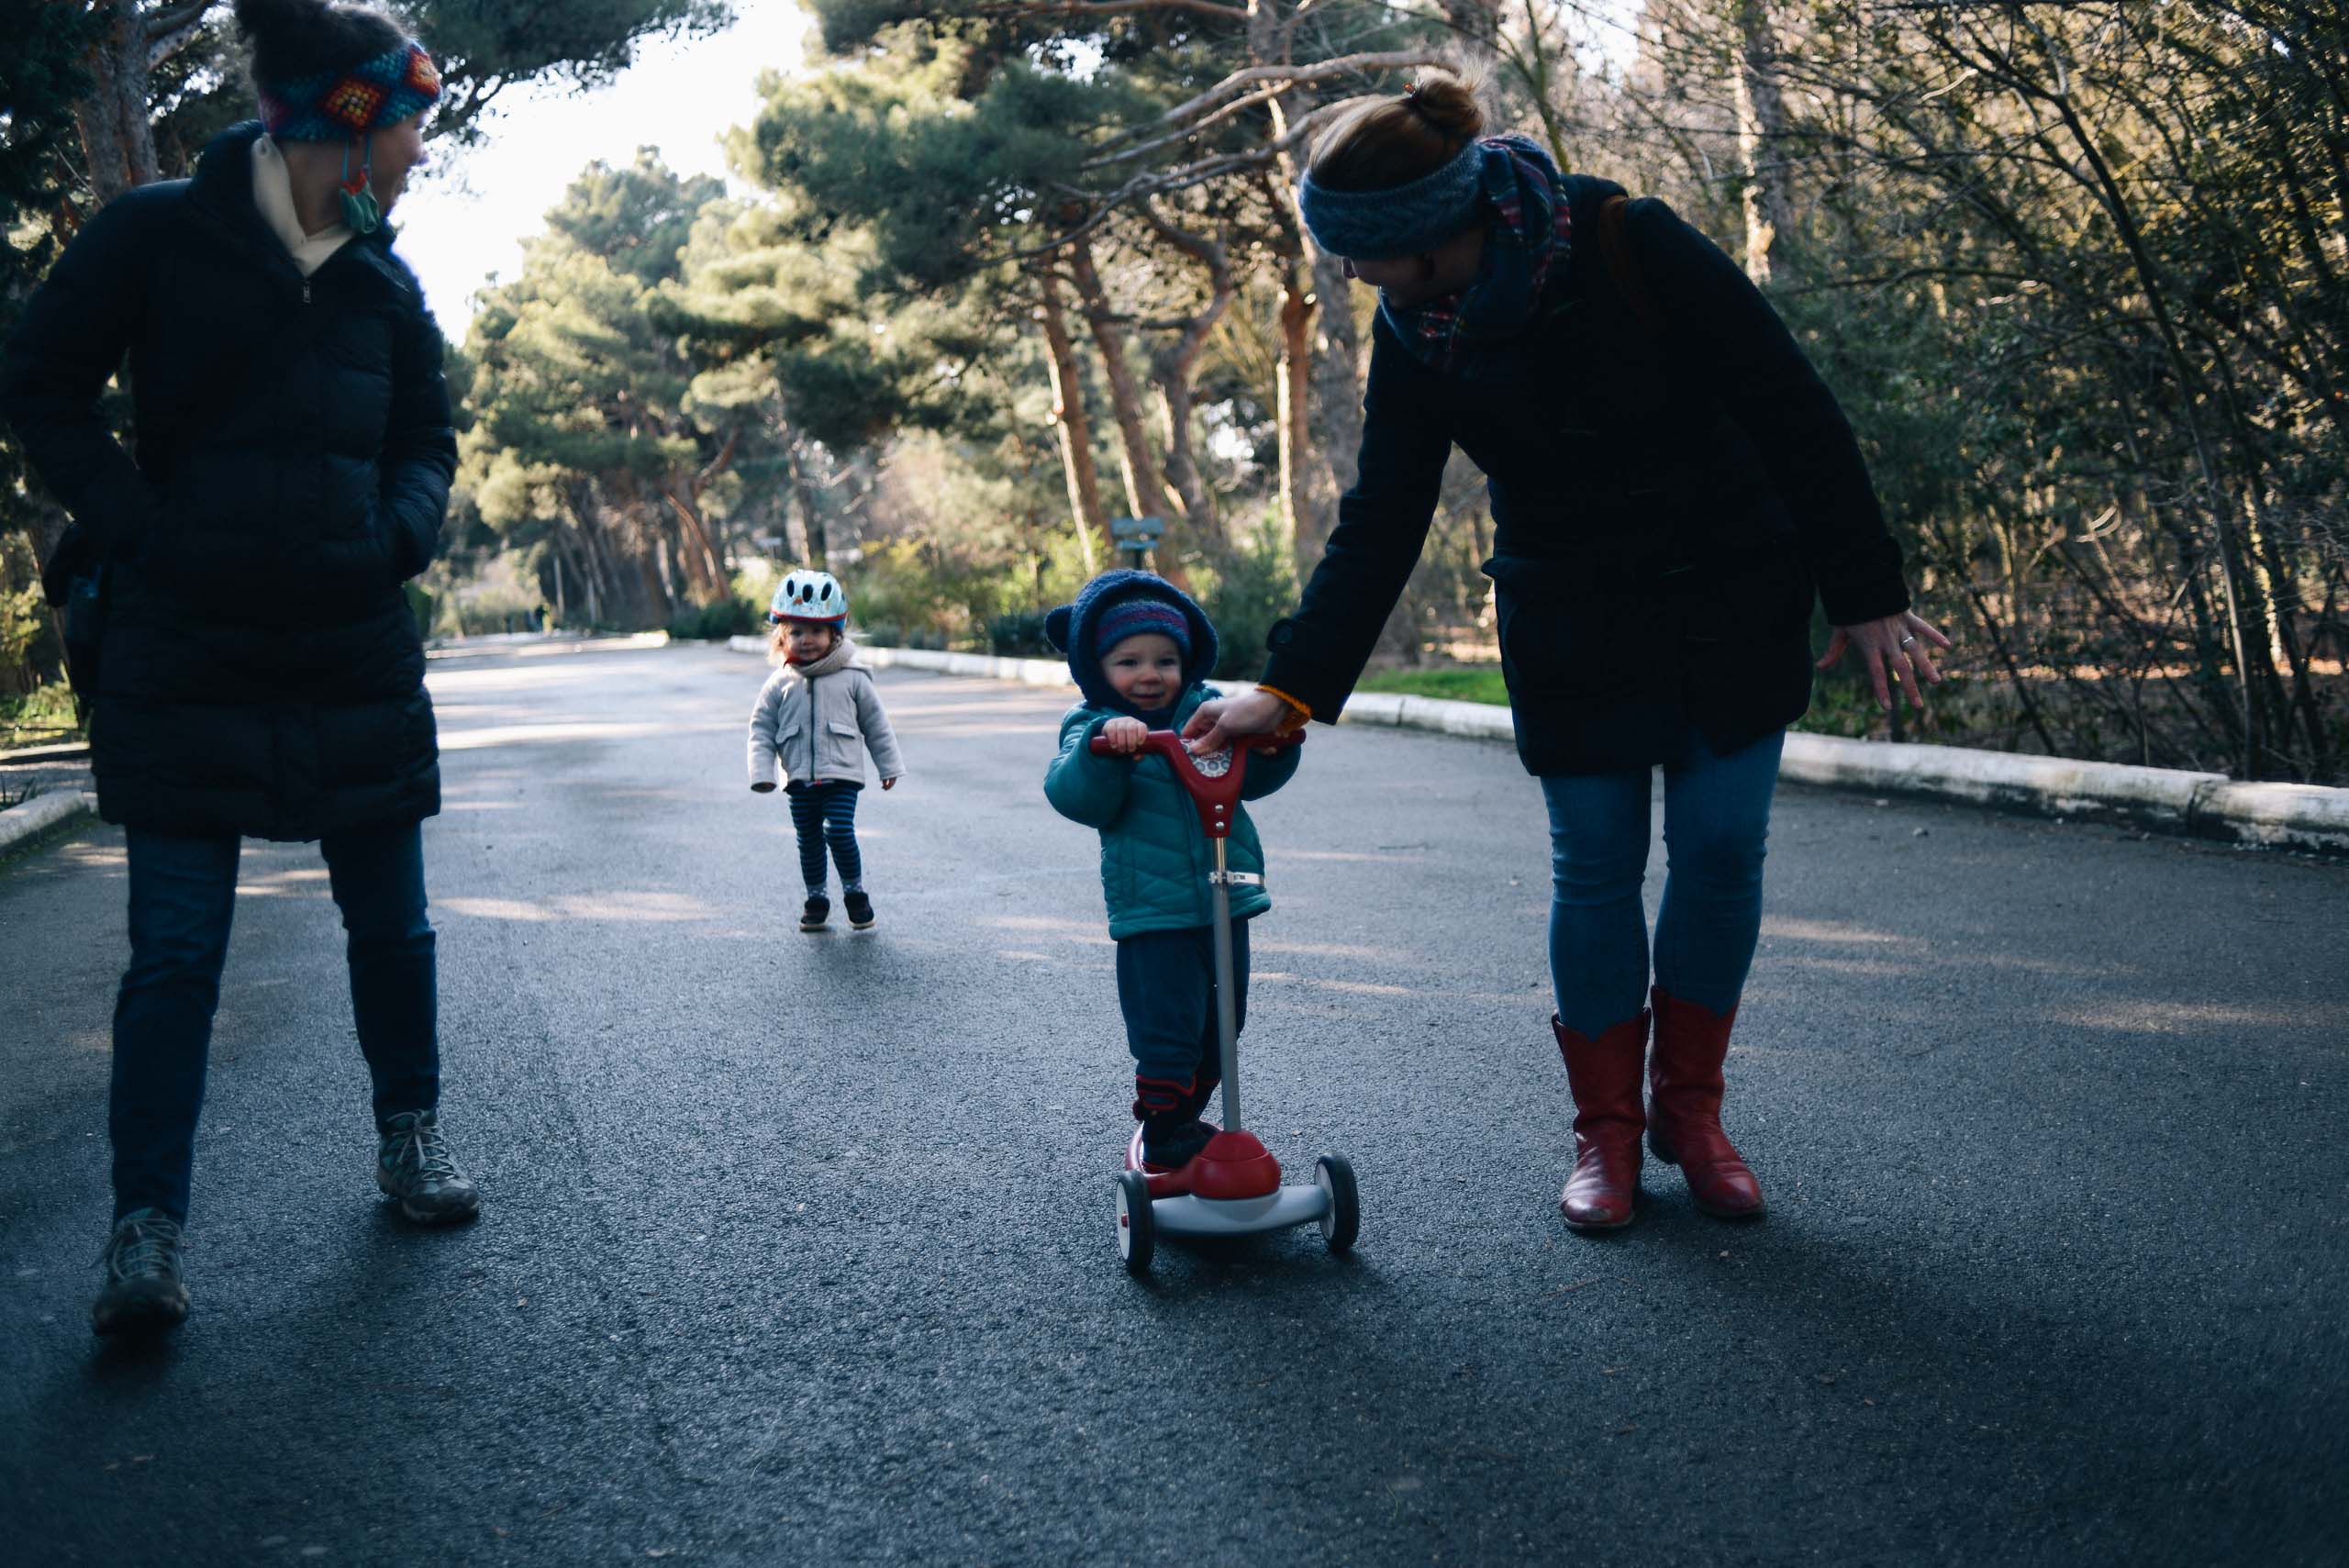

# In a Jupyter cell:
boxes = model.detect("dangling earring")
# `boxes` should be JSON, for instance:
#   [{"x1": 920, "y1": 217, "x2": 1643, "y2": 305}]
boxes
[{"x1": 339, "y1": 135, "x2": 382, "y2": 235}]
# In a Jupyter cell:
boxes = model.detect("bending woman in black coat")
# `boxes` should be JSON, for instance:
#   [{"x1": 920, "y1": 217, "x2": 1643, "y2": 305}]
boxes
[
  {"x1": 1186, "y1": 75, "x2": 1949, "y2": 1231},
  {"x1": 1, "y1": 0, "x2": 480, "y2": 1340}
]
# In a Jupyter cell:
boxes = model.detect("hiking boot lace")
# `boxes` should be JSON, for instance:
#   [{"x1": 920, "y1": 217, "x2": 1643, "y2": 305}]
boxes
[
  {"x1": 101, "y1": 1209, "x2": 182, "y2": 1281},
  {"x1": 384, "y1": 1115, "x2": 460, "y2": 1184}
]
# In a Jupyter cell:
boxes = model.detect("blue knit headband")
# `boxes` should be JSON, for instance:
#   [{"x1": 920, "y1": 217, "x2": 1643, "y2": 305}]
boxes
[{"x1": 1297, "y1": 136, "x2": 1486, "y2": 261}]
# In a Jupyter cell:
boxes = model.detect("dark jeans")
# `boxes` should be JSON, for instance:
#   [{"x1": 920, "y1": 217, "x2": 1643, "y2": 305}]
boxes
[
  {"x1": 1116, "y1": 918, "x2": 1250, "y2": 1102},
  {"x1": 112, "y1": 823, "x2": 438, "y2": 1222},
  {"x1": 1541, "y1": 727, "x2": 1785, "y2": 1037}
]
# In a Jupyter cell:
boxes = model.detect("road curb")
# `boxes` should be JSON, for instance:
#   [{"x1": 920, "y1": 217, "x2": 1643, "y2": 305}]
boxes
[
  {"x1": 723, "y1": 639, "x2": 2349, "y2": 854},
  {"x1": 0, "y1": 789, "x2": 99, "y2": 855},
  {"x1": 0, "y1": 740, "x2": 91, "y2": 764}
]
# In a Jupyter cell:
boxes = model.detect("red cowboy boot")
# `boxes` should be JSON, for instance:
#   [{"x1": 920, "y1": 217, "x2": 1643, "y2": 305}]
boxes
[
  {"x1": 1552, "y1": 1010, "x2": 1649, "y2": 1229},
  {"x1": 1646, "y1": 986, "x2": 1765, "y2": 1218}
]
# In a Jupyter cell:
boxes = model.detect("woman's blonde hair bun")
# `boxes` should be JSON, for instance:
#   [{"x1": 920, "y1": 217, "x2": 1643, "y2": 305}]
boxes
[{"x1": 1402, "y1": 72, "x2": 1486, "y2": 140}]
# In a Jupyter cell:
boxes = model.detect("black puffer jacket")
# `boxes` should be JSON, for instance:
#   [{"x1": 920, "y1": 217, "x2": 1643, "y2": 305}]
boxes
[
  {"x1": 1, "y1": 122, "x2": 453, "y2": 840},
  {"x1": 1259, "y1": 176, "x2": 1911, "y2": 776}
]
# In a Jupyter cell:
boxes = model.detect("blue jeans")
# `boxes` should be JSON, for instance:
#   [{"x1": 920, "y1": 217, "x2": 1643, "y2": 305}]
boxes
[
  {"x1": 1541, "y1": 728, "x2": 1785, "y2": 1038},
  {"x1": 111, "y1": 824, "x2": 439, "y2": 1222}
]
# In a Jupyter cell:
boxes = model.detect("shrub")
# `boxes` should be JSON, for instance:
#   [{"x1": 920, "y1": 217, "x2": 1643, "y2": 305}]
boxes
[
  {"x1": 986, "y1": 608, "x2": 1054, "y2": 657},
  {"x1": 666, "y1": 597, "x2": 757, "y2": 641},
  {"x1": 1195, "y1": 524, "x2": 1297, "y2": 682}
]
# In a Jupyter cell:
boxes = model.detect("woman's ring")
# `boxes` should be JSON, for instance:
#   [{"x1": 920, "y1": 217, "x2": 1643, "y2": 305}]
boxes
[{"x1": 1898, "y1": 634, "x2": 1916, "y2": 648}]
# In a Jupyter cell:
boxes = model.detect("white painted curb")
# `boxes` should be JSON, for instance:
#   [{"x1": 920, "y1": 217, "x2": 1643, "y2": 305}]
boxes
[
  {"x1": 0, "y1": 789, "x2": 98, "y2": 854},
  {"x1": 722, "y1": 639, "x2": 2349, "y2": 854}
]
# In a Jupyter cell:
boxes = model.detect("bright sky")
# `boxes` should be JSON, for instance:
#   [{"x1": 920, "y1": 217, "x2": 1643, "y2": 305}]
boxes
[{"x1": 395, "y1": 4, "x2": 810, "y2": 339}]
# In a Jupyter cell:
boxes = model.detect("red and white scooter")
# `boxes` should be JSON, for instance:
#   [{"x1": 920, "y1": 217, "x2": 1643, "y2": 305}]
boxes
[{"x1": 1091, "y1": 727, "x2": 1360, "y2": 1276}]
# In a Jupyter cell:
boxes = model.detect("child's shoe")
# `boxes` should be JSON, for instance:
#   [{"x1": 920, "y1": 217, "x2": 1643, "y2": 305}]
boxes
[
  {"x1": 843, "y1": 890, "x2": 874, "y2": 929},
  {"x1": 1140, "y1": 1112, "x2": 1215, "y2": 1172},
  {"x1": 800, "y1": 895, "x2": 829, "y2": 932}
]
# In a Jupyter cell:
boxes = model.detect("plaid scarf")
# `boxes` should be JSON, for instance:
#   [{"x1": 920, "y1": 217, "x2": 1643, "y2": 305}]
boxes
[{"x1": 1377, "y1": 136, "x2": 1575, "y2": 382}]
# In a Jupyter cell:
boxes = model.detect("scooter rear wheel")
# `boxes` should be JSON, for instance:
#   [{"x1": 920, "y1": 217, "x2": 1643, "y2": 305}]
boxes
[
  {"x1": 1315, "y1": 1154, "x2": 1360, "y2": 1253},
  {"x1": 1116, "y1": 1170, "x2": 1155, "y2": 1275}
]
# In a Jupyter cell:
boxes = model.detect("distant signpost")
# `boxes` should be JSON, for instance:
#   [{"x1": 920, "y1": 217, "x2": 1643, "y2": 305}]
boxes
[{"x1": 1109, "y1": 516, "x2": 1165, "y2": 573}]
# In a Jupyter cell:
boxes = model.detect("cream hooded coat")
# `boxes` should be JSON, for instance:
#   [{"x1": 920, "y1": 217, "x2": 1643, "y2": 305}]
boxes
[{"x1": 747, "y1": 639, "x2": 906, "y2": 790}]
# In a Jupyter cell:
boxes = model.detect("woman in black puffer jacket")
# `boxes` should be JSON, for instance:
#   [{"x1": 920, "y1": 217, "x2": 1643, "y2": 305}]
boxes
[
  {"x1": 1186, "y1": 75, "x2": 1950, "y2": 1235},
  {"x1": 1, "y1": 0, "x2": 478, "y2": 1340}
]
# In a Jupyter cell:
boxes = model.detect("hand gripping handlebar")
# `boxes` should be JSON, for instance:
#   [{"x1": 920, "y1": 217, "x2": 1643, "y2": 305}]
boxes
[{"x1": 1087, "y1": 728, "x2": 1304, "y2": 839}]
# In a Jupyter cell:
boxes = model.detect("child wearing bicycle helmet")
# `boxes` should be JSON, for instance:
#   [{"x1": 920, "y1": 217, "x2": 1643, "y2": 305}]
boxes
[
  {"x1": 746, "y1": 570, "x2": 905, "y2": 931},
  {"x1": 1042, "y1": 572, "x2": 1301, "y2": 1171}
]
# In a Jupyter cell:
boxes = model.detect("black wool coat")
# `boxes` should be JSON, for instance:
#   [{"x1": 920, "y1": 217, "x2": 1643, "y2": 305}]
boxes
[
  {"x1": 1258, "y1": 176, "x2": 1912, "y2": 776},
  {"x1": 1, "y1": 122, "x2": 455, "y2": 840}
]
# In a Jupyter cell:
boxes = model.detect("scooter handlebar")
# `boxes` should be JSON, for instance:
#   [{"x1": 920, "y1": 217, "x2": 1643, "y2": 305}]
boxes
[{"x1": 1087, "y1": 728, "x2": 1303, "y2": 760}]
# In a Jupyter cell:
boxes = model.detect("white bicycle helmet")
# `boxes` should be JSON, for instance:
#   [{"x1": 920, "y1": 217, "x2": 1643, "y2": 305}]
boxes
[{"x1": 768, "y1": 569, "x2": 849, "y2": 625}]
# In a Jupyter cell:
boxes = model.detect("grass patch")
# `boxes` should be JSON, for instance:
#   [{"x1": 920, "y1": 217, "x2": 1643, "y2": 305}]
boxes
[
  {"x1": 1, "y1": 684, "x2": 83, "y2": 749},
  {"x1": 1353, "y1": 665, "x2": 1510, "y2": 706}
]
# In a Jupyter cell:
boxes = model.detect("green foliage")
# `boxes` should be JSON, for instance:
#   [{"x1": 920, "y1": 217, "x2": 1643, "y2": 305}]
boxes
[
  {"x1": 1353, "y1": 667, "x2": 1511, "y2": 706},
  {"x1": 667, "y1": 596, "x2": 758, "y2": 640},
  {"x1": 986, "y1": 609, "x2": 1053, "y2": 656},
  {"x1": 0, "y1": 684, "x2": 81, "y2": 747},
  {"x1": 1191, "y1": 525, "x2": 1296, "y2": 682}
]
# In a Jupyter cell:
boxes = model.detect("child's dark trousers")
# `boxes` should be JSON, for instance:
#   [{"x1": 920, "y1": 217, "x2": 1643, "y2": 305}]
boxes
[{"x1": 1116, "y1": 917, "x2": 1249, "y2": 1113}]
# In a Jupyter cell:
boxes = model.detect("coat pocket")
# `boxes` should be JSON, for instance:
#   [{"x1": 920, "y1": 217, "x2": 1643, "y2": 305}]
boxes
[{"x1": 1484, "y1": 553, "x2": 1649, "y2": 703}]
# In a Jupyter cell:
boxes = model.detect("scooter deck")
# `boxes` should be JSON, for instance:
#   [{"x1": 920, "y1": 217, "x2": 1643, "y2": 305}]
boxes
[{"x1": 1151, "y1": 1184, "x2": 1333, "y2": 1239}]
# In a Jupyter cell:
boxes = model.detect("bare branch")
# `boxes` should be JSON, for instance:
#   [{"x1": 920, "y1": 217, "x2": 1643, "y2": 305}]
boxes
[
  {"x1": 974, "y1": 0, "x2": 1247, "y2": 19},
  {"x1": 145, "y1": 0, "x2": 221, "y2": 68},
  {"x1": 1152, "y1": 50, "x2": 1446, "y2": 131}
]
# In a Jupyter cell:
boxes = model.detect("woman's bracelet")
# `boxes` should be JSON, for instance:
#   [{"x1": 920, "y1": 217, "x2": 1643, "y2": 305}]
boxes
[{"x1": 1254, "y1": 684, "x2": 1314, "y2": 733}]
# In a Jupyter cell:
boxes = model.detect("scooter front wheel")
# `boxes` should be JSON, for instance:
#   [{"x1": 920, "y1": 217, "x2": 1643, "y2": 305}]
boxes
[
  {"x1": 1315, "y1": 1154, "x2": 1360, "y2": 1253},
  {"x1": 1116, "y1": 1170, "x2": 1155, "y2": 1275}
]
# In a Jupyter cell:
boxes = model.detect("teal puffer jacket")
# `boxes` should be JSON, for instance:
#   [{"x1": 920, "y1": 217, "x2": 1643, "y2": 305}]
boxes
[{"x1": 1044, "y1": 685, "x2": 1303, "y2": 940}]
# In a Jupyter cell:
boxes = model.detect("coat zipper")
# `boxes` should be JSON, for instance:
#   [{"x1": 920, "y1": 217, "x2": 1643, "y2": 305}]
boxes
[{"x1": 804, "y1": 673, "x2": 819, "y2": 782}]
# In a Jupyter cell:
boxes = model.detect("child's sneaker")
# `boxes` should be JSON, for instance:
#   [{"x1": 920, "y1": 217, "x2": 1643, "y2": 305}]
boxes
[
  {"x1": 800, "y1": 895, "x2": 829, "y2": 931},
  {"x1": 1141, "y1": 1113, "x2": 1215, "y2": 1172},
  {"x1": 843, "y1": 890, "x2": 874, "y2": 929}
]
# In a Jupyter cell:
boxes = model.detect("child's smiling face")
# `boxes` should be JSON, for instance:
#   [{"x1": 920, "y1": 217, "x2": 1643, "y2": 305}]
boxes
[
  {"x1": 785, "y1": 621, "x2": 839, "y2": 663},
  {"x1": 1100, "y1": 632, "x2": 1183, "y2": 710}
]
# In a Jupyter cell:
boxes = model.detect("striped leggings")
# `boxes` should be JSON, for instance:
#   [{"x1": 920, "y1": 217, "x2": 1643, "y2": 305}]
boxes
[{"x1": 787, "y1": 782, "x2": 863, "y2": 895}]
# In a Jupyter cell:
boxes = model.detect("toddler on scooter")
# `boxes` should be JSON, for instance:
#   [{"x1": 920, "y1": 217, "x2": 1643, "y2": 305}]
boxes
[
  {"x1": 747, "y1": 570, "x2": 905, "y2": 931},
  {"x1": 1043, "y1": 572, "x2": 1302, "y2": 1171}
]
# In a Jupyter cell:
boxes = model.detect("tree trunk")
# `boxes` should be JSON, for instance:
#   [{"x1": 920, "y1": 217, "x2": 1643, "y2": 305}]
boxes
[
  {"x1": 74, "y1": 1, "x2": 160, "y2": 205},
  {"x1": 1066, "y1": 238, "x2": 1163, "y2": 526},
  {"x1": 783, "y1": 443, "x2": 827, "y2": 567},
  {"x1": 1730, "y1": 0, "x2": 1797, "y2": 284},
  {"x1": 1030, "y1": 266, "x2": 1108, "y2": 574},
  {"x1": 1251, "y1": 37, "x2": 1367, "y2": 583},
  {"x1": 1273, "y1": 261, "x2": 1334, "y2": 580},
  {"x1": 1140, "y1": 203, "x2": 1236, "y2": 558}
]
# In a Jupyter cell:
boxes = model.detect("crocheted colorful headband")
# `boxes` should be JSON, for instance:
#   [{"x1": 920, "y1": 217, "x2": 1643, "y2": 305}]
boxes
[{"x1": 258, "y1": 39, "x2": 441, "y2": 142}]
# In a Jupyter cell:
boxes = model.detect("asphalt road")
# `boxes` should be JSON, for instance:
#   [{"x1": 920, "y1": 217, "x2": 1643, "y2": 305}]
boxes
[{"x1": 4, "y1": 639, "x2": 2345, "y2": 1567}]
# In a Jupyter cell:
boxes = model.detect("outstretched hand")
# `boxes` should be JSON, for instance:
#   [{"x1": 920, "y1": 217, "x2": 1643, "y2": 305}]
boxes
[
  {"x1": 1817, "y1": 610, "x2": 1953, "y2": 714},
  {"x1": 1181, "y1": 689, "x2": 1291, "y2": 754}
]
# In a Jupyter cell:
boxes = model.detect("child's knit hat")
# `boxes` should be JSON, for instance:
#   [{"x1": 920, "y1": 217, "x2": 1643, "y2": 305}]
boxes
[
  {"x1": 1045, "y1": 570, "x2": 1219, "y2": 714},
  {"x1": 1094, "y1": 598, "x2": 1191, "y2": 662}
]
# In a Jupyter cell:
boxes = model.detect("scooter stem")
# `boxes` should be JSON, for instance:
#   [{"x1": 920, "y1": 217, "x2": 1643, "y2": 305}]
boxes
[{"x1": 1211, "y1": 836, "x2": 1241, "y2": 1133}]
